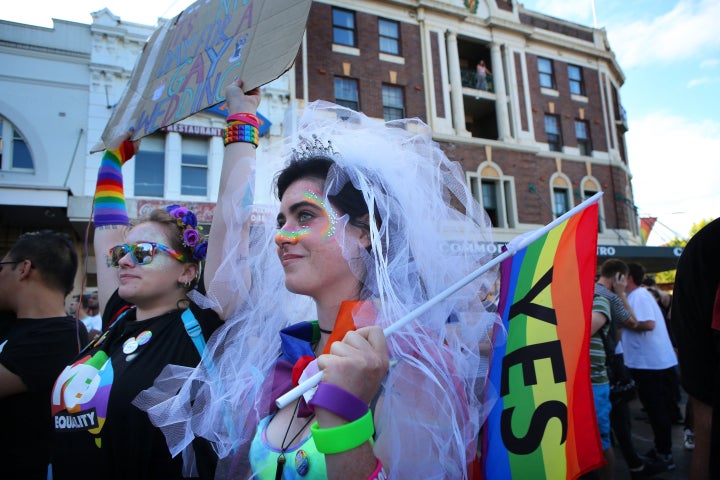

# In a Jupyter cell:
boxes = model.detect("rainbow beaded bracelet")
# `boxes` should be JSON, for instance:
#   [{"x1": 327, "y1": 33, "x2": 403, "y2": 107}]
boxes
[{"x1": 224, "y1": 122, "x2": 258, "y2": 148}]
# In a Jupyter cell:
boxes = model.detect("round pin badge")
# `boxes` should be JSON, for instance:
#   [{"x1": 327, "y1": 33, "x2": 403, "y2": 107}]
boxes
[
  {"x1": 136, "y1": 330, "x2": 153, "y2": 346},
  {"x1": 295, "y1": 449, "x2": 309, "y2": 476},
  {"x1": 122, "y1": 337, "x2": 138, "y2": 354},
  {"x1": 125, "y1": 353, "x2": 138, "y2": 362}
]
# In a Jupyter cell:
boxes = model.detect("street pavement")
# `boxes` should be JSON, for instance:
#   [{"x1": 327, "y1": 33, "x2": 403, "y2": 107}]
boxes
[{"x1": 613, "y1": 394, "x2": 692, "y2": 479}]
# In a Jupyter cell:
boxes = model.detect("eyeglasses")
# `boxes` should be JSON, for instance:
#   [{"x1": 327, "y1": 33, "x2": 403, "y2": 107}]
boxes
[
  {"x1": 0, "y1": 260, "x2": 21, "y2": 272},
  {"x1": 108, "y1": 242, "x2": 186, "y2": 268}
]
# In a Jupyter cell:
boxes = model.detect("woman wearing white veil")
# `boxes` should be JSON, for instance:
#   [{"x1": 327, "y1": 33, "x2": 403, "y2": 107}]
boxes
[{"x1": 135, "y1": 80, "x2": 499, "y2": 479}]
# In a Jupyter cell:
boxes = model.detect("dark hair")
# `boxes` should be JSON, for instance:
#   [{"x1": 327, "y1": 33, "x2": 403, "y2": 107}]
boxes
[
  {"x1": 627, "y1": 262, "x2": 645, "y2": 286},
  {"x1": 599, "y1": 258, "x2": 628, "y2": 278},
  {"x1": 641, "y1": 276, "x2": 656, "y2": 287},
  {"x1": 7, "y1": 230, "x2": 77, "y2": 296},
  {"x1": 275, "y1": 157, "x2": 373, "y2": 232}
]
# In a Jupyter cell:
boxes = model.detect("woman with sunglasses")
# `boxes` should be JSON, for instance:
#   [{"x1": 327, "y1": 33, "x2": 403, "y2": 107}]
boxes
[
  {"x1": 49, "y1": 139, "x2": 222, "y2": 479},
  {"x1": 135, "y1": 80, "x2": 499, "y2": 479}
]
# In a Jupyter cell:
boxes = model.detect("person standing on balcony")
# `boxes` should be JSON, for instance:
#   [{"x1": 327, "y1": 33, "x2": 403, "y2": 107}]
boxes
[{"x1": 475, "y1": 59, "x2": 491, "y2": 91}]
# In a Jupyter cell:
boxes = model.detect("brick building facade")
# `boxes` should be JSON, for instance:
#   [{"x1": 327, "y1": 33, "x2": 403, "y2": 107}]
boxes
[{"x1": 294, "y1": 0, "x2": 639, "y2": 244}]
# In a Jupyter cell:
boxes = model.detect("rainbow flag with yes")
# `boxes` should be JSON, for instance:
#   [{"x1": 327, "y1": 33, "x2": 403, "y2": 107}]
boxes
[{"x1": 483, "y1": 199, "x2": 603, "y2": 479}]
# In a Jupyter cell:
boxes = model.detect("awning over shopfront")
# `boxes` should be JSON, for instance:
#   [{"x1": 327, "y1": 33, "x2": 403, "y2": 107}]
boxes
[
  {"x1": 596, "y1": 244, "x2": 682, "y2": 274},
  {"x1": 442, "y1": 240, "x2": 682, "y2": 274}
]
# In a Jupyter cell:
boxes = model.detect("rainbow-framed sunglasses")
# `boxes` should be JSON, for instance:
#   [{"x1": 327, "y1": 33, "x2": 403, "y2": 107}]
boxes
[{"x1": 108, "y1": 242, "x2": 186, "y2": 268}]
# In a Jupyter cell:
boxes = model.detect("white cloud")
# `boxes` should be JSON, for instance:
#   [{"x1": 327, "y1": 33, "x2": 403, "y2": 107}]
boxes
[
  {"x1": 699, "y1": 58, "x2": 720, "y2": 69},
  {"x1": 687, "y1": 76, "x2": 720, "y2": 88},
  {"x1": 609, "y1": 0, "x2": 720, "y2": 68},
  {"x1": 627, "y1": 112, "x2": 720, "y2": 240}
]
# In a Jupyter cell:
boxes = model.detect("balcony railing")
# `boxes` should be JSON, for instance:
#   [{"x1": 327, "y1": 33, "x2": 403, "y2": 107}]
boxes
[{"x1": 460, "y1": 67, "x2": 494, "y2": 93}]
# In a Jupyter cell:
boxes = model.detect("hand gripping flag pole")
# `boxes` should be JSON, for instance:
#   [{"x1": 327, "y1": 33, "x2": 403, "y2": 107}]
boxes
[{"x1": 276, "y1": 192, "x2": 604, "y2": 409}]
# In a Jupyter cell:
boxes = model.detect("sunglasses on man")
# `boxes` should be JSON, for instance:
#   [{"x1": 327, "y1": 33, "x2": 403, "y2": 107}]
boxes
[{"x1": 108, "y1": 242, "x2": 186, "y2": 268}]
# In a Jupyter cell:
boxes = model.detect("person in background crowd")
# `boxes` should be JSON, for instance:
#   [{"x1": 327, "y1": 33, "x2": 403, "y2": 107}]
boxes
[
  {"x1": 582, "y1": 293, "x2": 615, "y2": 480},
  {"x1": 644, "y1": 283, "x2": 684, "y2": 427},
  {"x1": 671, "y1": 217, "x2": 720, "y2": 479},
  {"x1": 0, "y1": 231, "x2": 88, "y2": 479},
  {"x1": 624, "y1": 262, "x2": 679, "y2": 471},
  {"x1": 81, "y1": 290, "x2": 102, "y2": 340},
  {"x1": 595, "y1": 259, "x2": 664, "y2": 478}
]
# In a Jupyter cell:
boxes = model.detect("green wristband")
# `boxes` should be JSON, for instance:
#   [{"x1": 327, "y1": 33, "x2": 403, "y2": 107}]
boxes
[{"x1": 311, "y1": 409, "x2": 374, "y2": 454}]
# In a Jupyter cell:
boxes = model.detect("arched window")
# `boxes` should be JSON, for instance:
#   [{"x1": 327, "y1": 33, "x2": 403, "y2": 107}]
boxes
[
  {"x1": 549, "y1": 173, "x2": 573, "y2": 218},
  {"x1": 467, "y1": 162, "x2": 517, "y2": 228},
  {"x1": 0, "y1": 116, "x2": 34, "y2": 171},
  {"x1": 580, "y1": 176, "x2": 605, "y2": 233}
]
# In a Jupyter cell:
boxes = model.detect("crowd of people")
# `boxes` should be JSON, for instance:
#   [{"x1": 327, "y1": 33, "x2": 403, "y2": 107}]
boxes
[{"x1": 1, "y1": 74, "x2": 717, "y2": 480}]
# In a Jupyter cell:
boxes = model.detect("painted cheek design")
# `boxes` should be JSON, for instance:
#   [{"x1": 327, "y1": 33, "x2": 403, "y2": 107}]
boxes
[{"x1": 304, "y1": 190, "x2": 338, "y2": 239}]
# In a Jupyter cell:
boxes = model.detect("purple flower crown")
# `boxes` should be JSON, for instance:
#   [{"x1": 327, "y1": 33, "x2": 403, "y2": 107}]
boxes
[{"x1": 166, "y1": 205, "x2": 208, "y2": 261}]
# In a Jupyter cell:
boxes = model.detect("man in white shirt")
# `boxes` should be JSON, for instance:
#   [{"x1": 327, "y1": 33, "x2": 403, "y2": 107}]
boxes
[{"x1": 624, "y1": 262, "x2": 678, "y2": 470}]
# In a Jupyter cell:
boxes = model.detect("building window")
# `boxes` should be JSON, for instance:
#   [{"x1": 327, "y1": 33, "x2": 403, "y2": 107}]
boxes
[
  {"x1": 568, "y1": 65, "x2": 585, "y2": 95},
  {"x1": 538, "y1": 57, "x2": 555, "y2": 89},
  {"x1": 378, "y1": 19, "x2": 400, "y2": 55},
  {"x1": 0, "y1": 116, "x2": 34, "y2": 171},
  {"x1": 583, "y1": 186, "x2": 604, "y2": 233},
  {"x1": 553, "y1": 187, "x2": 571, "y2": 218},
  {"x1": 335, "y1": 77, "x2": 359, "y2": 111},
  {"x1": 382, "y1": 85, "x2": 404, "y2": 121},
  {"x1": 481, "y1": 180, "x2": 499, "y2": 227},
  {"x1": 468, "y1": 167, "x2": 517, "y2": 229},
  {"x1": 575, "y1": 120, "x2": 592, "y2": 156},
  {"x1": 181, "y1": 137, "x2": 208, "y2": 196},
  {"x1": 544, "y1": 114, "x2": 562, "y2": 152},
  {"x1": 332, "y1": 8, "x2": 356, "y2": 47},
  {"x1": 134, "y1": 134, "x2": 165, "y2": 197}
]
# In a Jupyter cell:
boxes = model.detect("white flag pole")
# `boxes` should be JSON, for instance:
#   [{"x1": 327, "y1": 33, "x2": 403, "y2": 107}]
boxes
[{"x1": 275, "y1": 193, "x2": 604, "y2": 408}]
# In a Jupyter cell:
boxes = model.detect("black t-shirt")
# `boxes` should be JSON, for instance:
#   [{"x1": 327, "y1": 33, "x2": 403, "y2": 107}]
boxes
[
  {"x1": 671, "y1": 217, "x2": 720, "y2": 477},
  {"x1": 50, "y1": 291, "x2": 222, "y2": 480},
  {"x1": 0, "y1": 315, "x2": 88, "y2": 480}
]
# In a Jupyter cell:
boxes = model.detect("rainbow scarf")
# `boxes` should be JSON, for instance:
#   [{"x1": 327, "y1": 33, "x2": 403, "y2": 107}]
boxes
[{"x1": 483, "y1": 203, "x2": 603, "y2": 479}]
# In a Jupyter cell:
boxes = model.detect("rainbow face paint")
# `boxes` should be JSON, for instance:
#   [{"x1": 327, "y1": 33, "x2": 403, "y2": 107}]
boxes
[
  {"x1": 303, "y1": 189, "x2": 338, "y2": 239},
  {"x1": 274, "y1": 188, "x2": 339, "y2": 246},
  {"x1": 274, "y1": 225, "x2": 311, "y2": 244}
]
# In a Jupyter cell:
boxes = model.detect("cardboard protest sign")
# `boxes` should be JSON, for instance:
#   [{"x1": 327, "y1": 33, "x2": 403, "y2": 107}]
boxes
[{"x1": 100, "y1": 0, "x2": 311, "y2": 149}]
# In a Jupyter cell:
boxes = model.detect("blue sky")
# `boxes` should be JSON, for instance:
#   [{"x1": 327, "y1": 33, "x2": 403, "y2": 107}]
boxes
[{"x1": 4, "y1": 0, "x2": 719, "y2": 244}]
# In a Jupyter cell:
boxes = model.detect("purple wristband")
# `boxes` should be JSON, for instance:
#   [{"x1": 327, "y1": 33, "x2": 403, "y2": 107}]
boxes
[{"x1": 308, "y1": 382, "x2": 369, "y2": 422}]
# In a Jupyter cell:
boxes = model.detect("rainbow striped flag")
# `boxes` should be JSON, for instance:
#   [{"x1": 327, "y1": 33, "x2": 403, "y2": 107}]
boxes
[
  {"x1": 482, "y1": 202, "x2": 603, "y2": 479},
  {"x1": 639, "y1": 217, "x2": 657, "y2": 245}
]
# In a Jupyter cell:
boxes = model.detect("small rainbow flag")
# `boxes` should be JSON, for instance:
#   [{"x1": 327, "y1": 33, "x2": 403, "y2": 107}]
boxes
[
  {"x1": 639, "y1": 217, "x2": 657, "y2": 245},
  {"x1": 482, "y1": 202, "x2": 603, "y2": 479}
]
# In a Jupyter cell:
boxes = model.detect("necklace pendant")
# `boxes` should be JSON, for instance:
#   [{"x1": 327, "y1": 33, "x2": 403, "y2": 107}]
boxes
[{"x1": 275, "y1": 453, "x2": 286, "y2": 480}]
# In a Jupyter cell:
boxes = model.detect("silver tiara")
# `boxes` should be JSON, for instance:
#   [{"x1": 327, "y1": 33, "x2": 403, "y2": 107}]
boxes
[{"x1": 291, "y1": 134, "x2": 340, "y2": 162}]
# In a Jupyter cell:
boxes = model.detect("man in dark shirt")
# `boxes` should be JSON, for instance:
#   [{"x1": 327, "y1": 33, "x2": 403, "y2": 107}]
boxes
[
  {"x1": 672, "y1": 218, "x2": 720, "y2": 479},
  {"x1": 0, "y1": 231, "x2": 88, "y2": 479}
]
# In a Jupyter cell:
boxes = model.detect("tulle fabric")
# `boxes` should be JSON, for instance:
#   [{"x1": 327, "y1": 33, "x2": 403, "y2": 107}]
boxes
[{"x1": 134, "y1": 101, "x2": 502, "y2": 479}]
